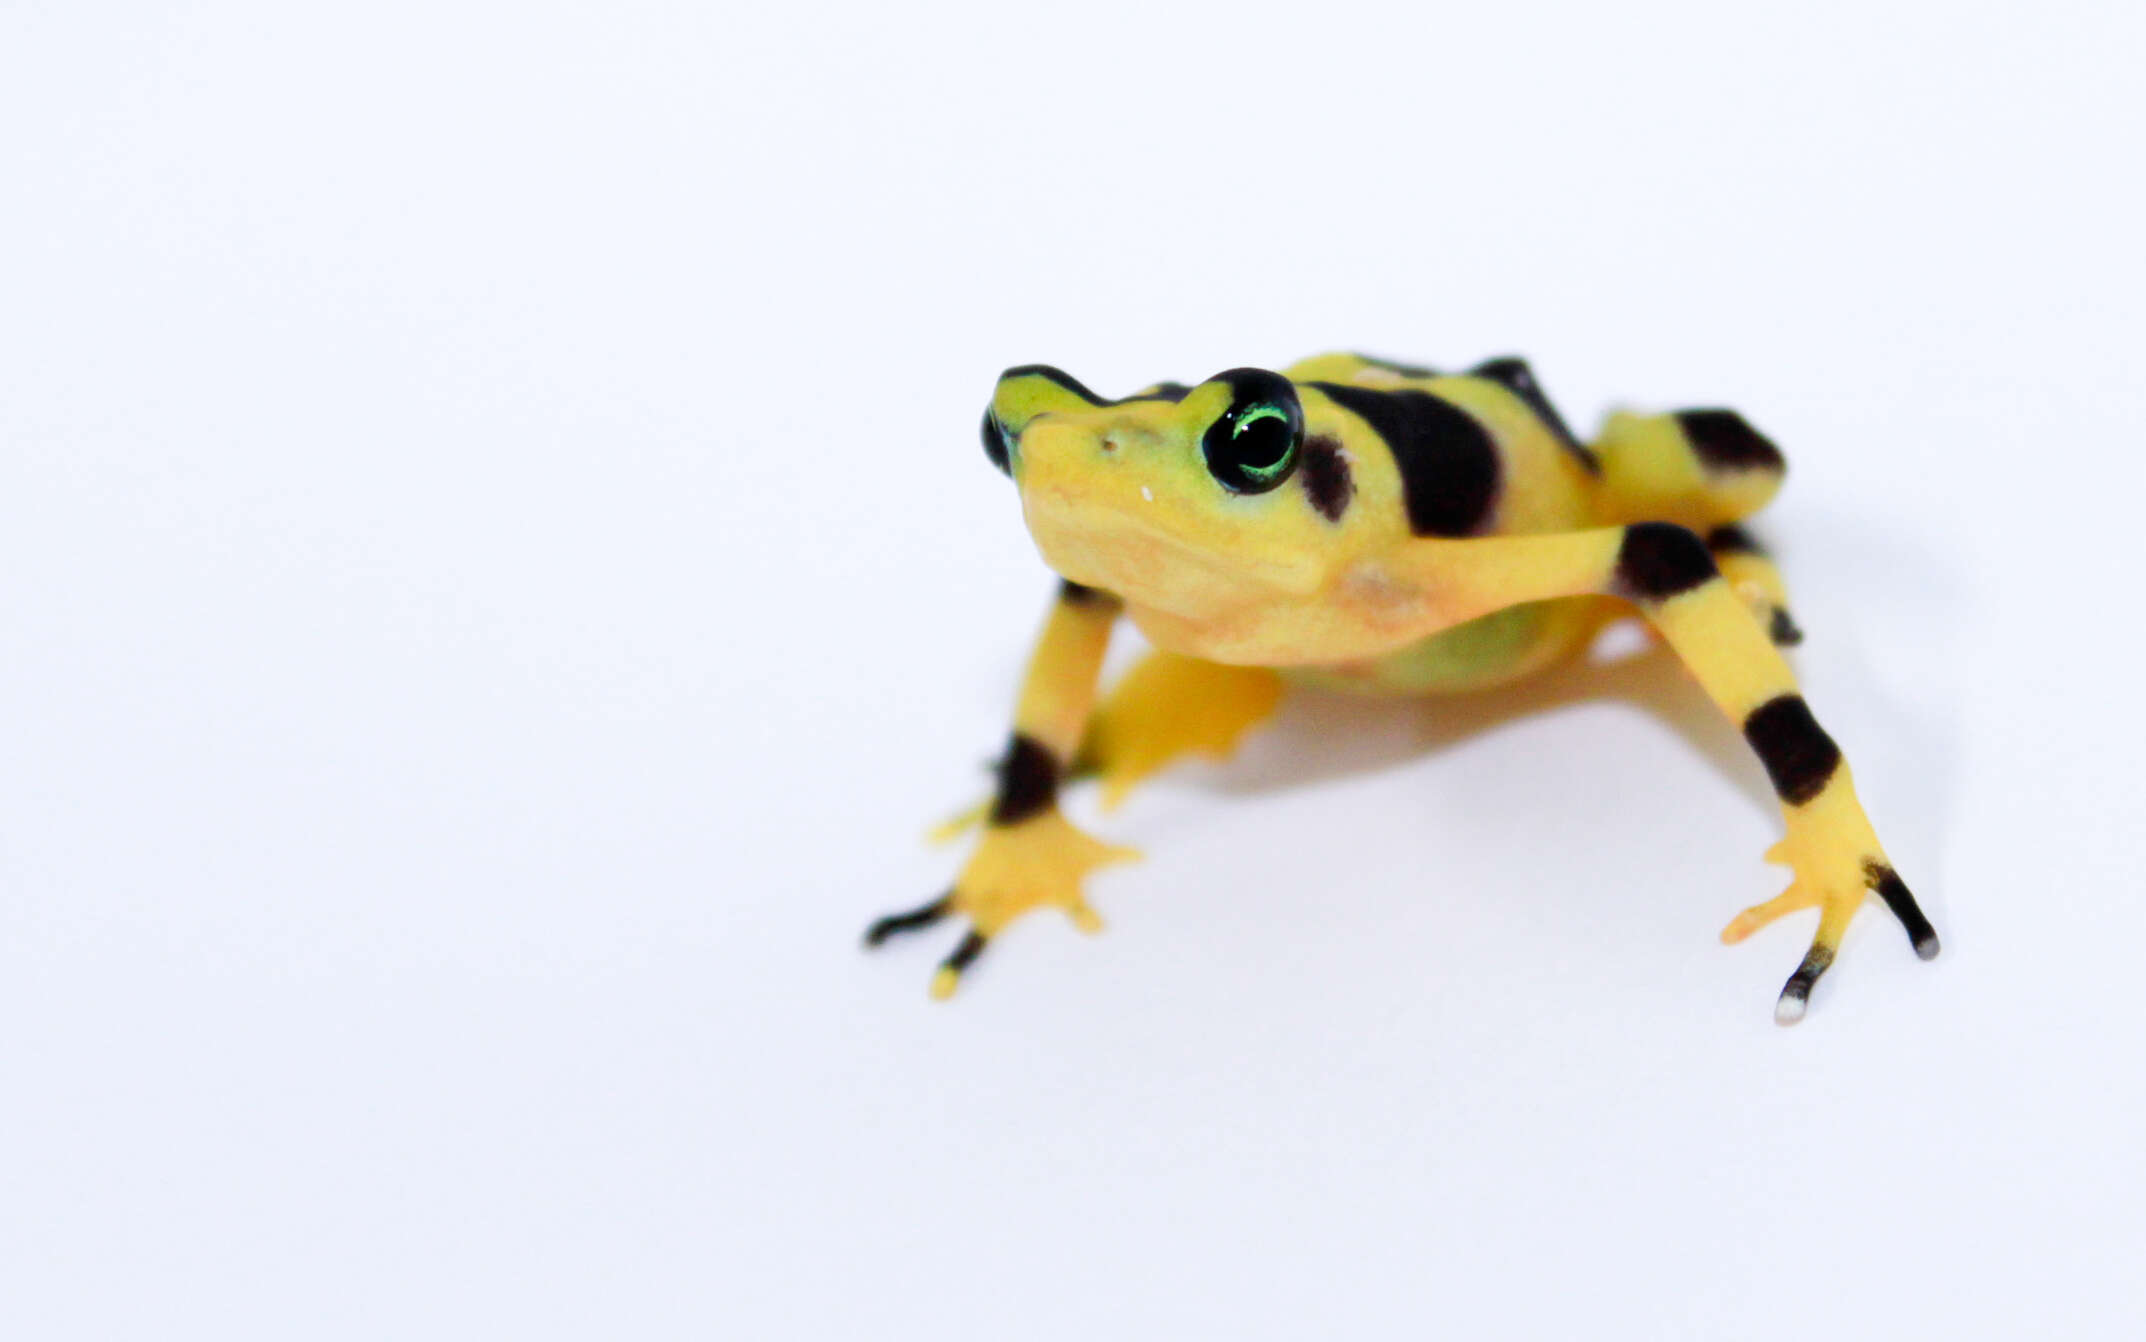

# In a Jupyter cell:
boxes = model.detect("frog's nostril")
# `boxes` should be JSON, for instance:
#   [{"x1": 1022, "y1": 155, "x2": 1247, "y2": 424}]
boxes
[{"x1": 1100, "y1": 435, "x2": 1120, "y2": 454}]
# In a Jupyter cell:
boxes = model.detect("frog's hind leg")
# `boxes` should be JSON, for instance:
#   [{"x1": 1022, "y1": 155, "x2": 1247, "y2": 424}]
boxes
[
  {"x1": 933, "y1": 650, "x2": 1284, "y2": 835},
  {"x1": 1593, "y1": 408, "x2": 1805, "y2": 645},
  {"x1": 1077, "y1": 651, "x2": 1285, "y2": 809},
  {"x1": 1707, "y1": 524, "x2": 1804, "y2": 647}
]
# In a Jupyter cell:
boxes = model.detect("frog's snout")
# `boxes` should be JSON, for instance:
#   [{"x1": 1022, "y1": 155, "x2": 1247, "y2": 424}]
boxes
[{"x1": 1014, "y1": 419, "x2": 1107, "y2": 473}]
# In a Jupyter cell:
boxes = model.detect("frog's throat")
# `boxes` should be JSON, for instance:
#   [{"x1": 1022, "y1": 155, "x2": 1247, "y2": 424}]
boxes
[{"x1": 1020, "y1": 491, "x2": 1324, "y2": 620}]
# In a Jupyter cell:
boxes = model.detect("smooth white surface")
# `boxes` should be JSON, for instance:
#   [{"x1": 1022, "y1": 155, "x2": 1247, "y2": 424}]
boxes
[{"x1": 4, "y1": 3, "x2": 2143, "y2": 1337}]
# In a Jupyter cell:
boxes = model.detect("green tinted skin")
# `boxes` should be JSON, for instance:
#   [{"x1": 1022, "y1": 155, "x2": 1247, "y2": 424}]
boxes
[{"x1": 1287, "y1": 602, "x2": 1581, "y2": 694}]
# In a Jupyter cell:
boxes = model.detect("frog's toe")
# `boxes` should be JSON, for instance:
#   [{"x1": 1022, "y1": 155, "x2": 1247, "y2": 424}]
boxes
[
  {"x1": 1866, "y1": 860, "x2": 1942, "y2": 961},
  {"x1": 1759, "y1": 890, "x2": 1860, "y2": 1026},
  {"x1": 1719, "y1": 885, "x2": 1816, "y2": 944},
  {"x1": 1722, "y1": 850, "x2": 1940, "y2": 1025},
  {"x1": 862, "y1": 897, "x2": 991, "y2": 999},
  {"x1": 863, "y1": 892, "x2": 954, "y2": 948},
  {"x1": 913, "y1": 899, "x2": 1104, "y2": 1001},
  {"x1": 928, "y1": 929, "x2": 988, "y2": 1001},
  {"x1": 925, "y1": 801, "x2": 988, "y2": 845},
  {"x1": 1772, "y1": 940, "x2": 1839, "y2": 1025},
  {"x1": 869, "y1": 810, "x2": 1135, "y2": 1000}
]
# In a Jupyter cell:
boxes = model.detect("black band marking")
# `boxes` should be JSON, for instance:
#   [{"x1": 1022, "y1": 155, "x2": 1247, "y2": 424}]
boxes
[
  {"x1": 1615, "y1": 523, "x2": 1719, "y2": 602},
  {"x1": 1742, "y1": 694, "x2": 1841, "y2": 806},
  {"x1": 1705, "y1": 524, "x2": 1766, "y2": 557},
  {"x1": 1864, "y1": 860, "x2": 1941, "y2": 959},
  {"x1": 1299, "y1": 434, "x2": 1354, "y2": 522},
  {"x1": 990, "y1": 733, "x2": 1059, "y2": 825},
  {"x1": 1351, "y1": 352, "x2": 1441, "y2": 378},
  {"x1": 1469, "y1": 356, "x2": 1601, "y2": 474},
  {"x1": 1308, "y1": 382, "x2": 1500, "y2": 537},
  {"x1": 997, "y1": 365, "x2": 1191, "y2": 407},
  {"x1": 998, "y1": 364, "x2": 1109, "y2": 405},
  {"x1": 1678, "y1": 409, "x2": 1785, "y2": 474}
]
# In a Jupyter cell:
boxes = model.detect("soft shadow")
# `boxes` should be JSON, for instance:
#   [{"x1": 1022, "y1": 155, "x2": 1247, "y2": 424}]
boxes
[
  {"x1": 1187, "y1": 501, "x2": 1970, "y2": 917},
  {"x1": 1201, "y1": 631, "x2": 1781, "y2": 821}
]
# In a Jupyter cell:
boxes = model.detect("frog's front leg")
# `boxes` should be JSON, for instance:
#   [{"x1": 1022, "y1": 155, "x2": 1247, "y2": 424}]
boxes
[
  {"x1": 1398, "y1": 524, "x2": 1939, "y2": 1023},
  {"x1": 929, "y1": 650, "x2": 1284, "y2": 833},
  {"x1": 865, "y1": 580, "x2": 1137, "y2": 999}
]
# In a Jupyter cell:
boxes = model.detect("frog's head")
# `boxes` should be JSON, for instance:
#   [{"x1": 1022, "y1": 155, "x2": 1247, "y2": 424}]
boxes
[{"x1": 982, "y1": 365, "x2": 1357, "y2": 618}]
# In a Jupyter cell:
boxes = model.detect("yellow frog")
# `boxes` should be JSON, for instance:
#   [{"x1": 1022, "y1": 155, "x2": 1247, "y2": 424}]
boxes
[{"x1": 864, "y1": 354, "x2": 1939, "y2": 1024}]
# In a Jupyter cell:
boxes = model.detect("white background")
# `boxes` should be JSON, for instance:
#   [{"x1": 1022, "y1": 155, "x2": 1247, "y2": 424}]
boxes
[{"x1": 3, "y1": 2, "x2": 2142, "y2": 1337}]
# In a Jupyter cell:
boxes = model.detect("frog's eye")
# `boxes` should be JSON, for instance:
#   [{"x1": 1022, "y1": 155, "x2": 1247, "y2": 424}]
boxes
[
  {"x1": 1200, "y1": 368, "x2": 1303, "y2": 494},
  {"x1": 981, "y1": 408, "x2": 1013, "y2": 476}
]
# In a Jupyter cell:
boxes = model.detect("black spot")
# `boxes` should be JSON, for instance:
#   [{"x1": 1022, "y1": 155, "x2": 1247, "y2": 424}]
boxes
[
  {"x1": 1469, "y1": 356, "x2": 1601, "y2": 474},
  {"x1": 981, "y1": 409, "x2": 1012, "y2": 475},
  {"x1": 1864, "y1": 860, "x2": 1941, "y2": 960},
  {"x1": 1615, "y1": 523, "x2": 1718, "y2": 602},
  {"x1": 1705, "y1": 524, "x2": 1766, "y2": 557},
  {"x1": 1132, "y1": 381, "x2": 1192, "y2": 403},
  {"x1": 1768, "y1": 606, "x2": 1805, "y2": 647},
  {"x1": 1351, "y1": 352, "x2": 1441, "y2": 378},
  {"x1": 989, "y1": 733, "x2": 1059, "y2": 824},
  {"x1": 1299, "y1": 434, "x2": 1353, "y2": 522},
  {"x1": 1742, "y1": 694, "x2": 1841, "y2": 806},
  {"x1": 1678, "y1": 409, "x2": 1785, "y2": 474},
  {"x1": 1308, "y1": 383, "x2": 1500, "y2": 536},
  {"x1": 1057, "y1": 578, "x2": 1116, "y2": 608}
]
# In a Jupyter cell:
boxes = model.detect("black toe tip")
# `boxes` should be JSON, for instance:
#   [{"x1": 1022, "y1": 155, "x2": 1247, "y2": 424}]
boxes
[
  {"x1": 862, "y1": 894, "x2": 953, "y2": 949},
  {"x1": 1914, "y1": 933, "x2": 1942, "y2": 962},
  {"x1": 1768, "y1": 607, "x2": 1805, "y2": 647}
]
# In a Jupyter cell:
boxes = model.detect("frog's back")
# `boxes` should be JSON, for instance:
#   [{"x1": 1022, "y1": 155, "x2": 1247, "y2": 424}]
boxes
[
  {"x1": 1276, "y1": 352, "x2": 1790, "y2": 694},
  {"x1": 1280, "y1": 351, "x2": 1604, "y2": 535}
]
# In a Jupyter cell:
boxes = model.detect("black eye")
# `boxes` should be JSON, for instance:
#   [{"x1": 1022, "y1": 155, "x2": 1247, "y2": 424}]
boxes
[
  {"x1": 1200, "y1": 368, "x2": 1303, "y2": 494},
  {"x1": 981, "y1": 408, "x2": 1012, "y2": 476}
]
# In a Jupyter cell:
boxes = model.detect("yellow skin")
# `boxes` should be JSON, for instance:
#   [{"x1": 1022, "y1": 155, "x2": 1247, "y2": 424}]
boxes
[{"x1": 865, "y1": 353, "x2": 1939, "y2": 1024}]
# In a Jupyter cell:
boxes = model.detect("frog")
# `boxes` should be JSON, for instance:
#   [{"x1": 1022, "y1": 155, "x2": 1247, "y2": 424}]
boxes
[{"x1": 863, "y1": 353, "x2": 1940, "y2": 1024}]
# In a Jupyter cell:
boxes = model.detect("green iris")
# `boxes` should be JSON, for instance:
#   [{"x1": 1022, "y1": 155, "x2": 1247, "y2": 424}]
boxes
[{"x1": 1200, "y1": 370, "x2": 1304, "y2": 495}]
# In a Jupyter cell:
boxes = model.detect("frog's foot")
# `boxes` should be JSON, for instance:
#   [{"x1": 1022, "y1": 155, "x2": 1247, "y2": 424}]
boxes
[
  {"x1": 1719, "y1": 822, "x2": 1941, "y2": 1024},
  {"x1": 1078, "y1": 651, "x2": 1283, "y2": 811},
  {"x1": 866, "y1": 809, "x2": 1139, "y2": 999}
]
